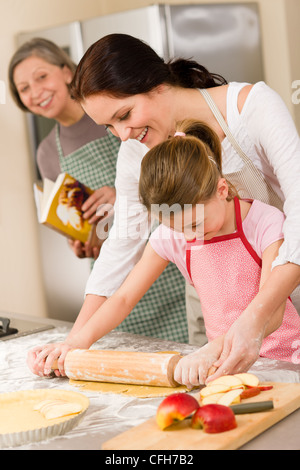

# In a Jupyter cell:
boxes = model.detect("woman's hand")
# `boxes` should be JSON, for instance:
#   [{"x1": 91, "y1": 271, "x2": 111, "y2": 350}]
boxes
[
  {"x1": 174, "y1": 337, "x2": 224, "y2": 389},
  {"x1": 68, "y1": 237, "x2": 103, "y2": 260},
  {"x1": 82, "y1": 186, "x2": 116, "y2": 225},
  {"x1": 27, "y1": 342, "x2": 73, "y2": 378},
  {"x1": 67, "y1": 186, "x2": 116, "y2": 260},
  {"x1": 207, "y1": 313, "x2": 265, "y2": 382}
]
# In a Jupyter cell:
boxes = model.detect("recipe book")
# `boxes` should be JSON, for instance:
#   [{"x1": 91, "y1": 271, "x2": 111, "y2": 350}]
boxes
[{"x1": 33, "y1": 173, "x2": 95, "y2": 243}]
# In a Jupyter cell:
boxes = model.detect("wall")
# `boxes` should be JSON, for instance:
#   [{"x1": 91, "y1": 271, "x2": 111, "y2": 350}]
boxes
[{"x1": 0, "y1": 0, "x2": 299, "y2": 319}]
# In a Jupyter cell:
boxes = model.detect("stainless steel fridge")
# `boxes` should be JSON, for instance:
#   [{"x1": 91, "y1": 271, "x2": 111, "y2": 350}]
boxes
[
  {"x1": 17, "y1": 3, "x2": 264, "y2": 321},
  {"x1": 81, "y1": 3, "x2": 264, "y2": 84}
]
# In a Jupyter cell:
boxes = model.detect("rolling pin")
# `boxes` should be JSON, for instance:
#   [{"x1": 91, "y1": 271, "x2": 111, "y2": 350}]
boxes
[{"x1": 52, "y1": 349, "x2": 181, "y2": 387}]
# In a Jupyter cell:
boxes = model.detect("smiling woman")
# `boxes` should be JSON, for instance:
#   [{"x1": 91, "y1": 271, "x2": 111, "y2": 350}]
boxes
[
  {"x1": 80, "y1": 88, "x2": 173, "y2": 147},
  {"x1": 9, "y1": 39, "x2": 76, "y2": 113},
  {"x1": 12, "y1": 55, "x2": 79, "y2": 125},
  {"x1": 9, "y1": 37, "x2": 189, "y2": 344}
]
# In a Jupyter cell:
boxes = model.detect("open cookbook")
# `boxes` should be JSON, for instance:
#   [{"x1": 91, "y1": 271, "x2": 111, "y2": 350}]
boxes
[{"x1": 33, "y1": 173, "x2": 95, "y2": 243}]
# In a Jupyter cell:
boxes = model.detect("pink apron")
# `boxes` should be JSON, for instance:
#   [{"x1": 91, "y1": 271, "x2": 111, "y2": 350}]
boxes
[{"x1": 186, "y1": 197, "x2": 300, "y2": 362}]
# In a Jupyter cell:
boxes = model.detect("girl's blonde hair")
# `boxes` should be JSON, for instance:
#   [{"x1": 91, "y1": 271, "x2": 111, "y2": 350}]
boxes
[
  {"x1": 8, "y1": 38, "x2": 77, "y2": 112},
  {"x1": 139, "y1": 119, "x2": 237, "y2": 215}
]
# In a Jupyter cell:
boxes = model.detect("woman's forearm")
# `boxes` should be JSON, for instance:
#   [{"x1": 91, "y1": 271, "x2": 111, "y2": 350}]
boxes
[{"x1": 249, "y1": 261, "x2": 300, "y2": 336}]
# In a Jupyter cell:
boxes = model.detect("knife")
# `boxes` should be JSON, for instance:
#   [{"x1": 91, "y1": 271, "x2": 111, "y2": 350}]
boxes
[{"x1": 230, "y1": 400, "x2": 274, "y2": 414}]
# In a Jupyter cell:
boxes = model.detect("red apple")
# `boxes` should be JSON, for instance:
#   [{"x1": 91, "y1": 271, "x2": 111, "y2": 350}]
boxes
[
  {"x1": 156, "y1": 393, "x2": 199, "y2": 430},
  {"x1": 191, "y1": 404, "x2": 237, "y2": 433}
]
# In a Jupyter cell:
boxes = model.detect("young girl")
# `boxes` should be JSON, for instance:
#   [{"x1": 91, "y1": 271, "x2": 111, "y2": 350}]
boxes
[{"x1": 28, "y1": 120, "x2": 300, "y2": 387}]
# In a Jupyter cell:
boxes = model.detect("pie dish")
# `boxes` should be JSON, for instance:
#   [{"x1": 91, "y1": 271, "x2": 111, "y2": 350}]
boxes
[{"x1": 0, "y1": 389, "x2": 89, "y2": 448}]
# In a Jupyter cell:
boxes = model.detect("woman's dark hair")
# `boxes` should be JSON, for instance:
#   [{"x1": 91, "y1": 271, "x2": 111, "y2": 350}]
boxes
[{"x1": 70, "y1": 33, "x2": 227, "y2": 101}]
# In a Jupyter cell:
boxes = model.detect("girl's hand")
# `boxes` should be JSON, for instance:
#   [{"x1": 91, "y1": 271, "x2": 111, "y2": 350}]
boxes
[
  {"x1": 27, "y1": 343, "x2": 73, "y2": 378},
  {"x1": 174, "y1": 338, "x2": 223, "y2": 389}
]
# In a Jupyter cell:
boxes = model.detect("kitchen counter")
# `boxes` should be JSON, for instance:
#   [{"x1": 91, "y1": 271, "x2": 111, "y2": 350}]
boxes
[{"x1": 1, "y1": 312, "x2": 299, "y2": 450}]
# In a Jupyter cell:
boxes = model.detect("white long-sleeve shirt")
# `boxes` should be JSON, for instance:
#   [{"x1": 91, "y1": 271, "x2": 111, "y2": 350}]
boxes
[{"x1": 85, "y1": 81, "x2": 300, "y2": 297}]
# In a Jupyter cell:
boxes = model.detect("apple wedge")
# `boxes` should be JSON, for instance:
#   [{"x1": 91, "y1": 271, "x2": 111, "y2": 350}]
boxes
[
  {"x1": 240, "y1": 386, "x2": 261, "y2": 399},
  {"x1": 156, "y1": 393, "x2": 199, "y2": 430},
  {"x1": 200, "y1": 384, "x2": 231, "y2": 398},
  {"x1": 201, "y1": 393, "x2": 226, "y2": 405},
  {"x1": 217, "y1": 388, "x2": 243, "y2": 406},
  {"x1": 258, "y1": 385, "x2": 273, "y2": 391},
  {"x1": 234, "y1": 373, "x2": 260, "y2": 387},
  {"x1": 207, "y1": 375, "x2": 243, "y2": 388},
  {"x1": 191, "y1": 404, "x2": 237, "y2": 433}
]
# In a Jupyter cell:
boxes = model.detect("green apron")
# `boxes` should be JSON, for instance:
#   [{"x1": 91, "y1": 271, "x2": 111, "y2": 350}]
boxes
[{"x1": 56, "y1": 125, "x2": 188, "y2": 342}]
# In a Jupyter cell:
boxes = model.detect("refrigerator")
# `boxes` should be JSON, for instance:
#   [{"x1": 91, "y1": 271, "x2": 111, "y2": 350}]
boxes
[
  {"x1": 81, "y1": 4, "x2": 264, "y2": 83},
  {"x1": 17, "y1": 3, "x2": 264, "y2": 321}
]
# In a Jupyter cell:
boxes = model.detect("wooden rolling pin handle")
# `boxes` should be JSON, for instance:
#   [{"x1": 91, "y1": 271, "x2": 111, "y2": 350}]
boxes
[{"x1": 166, "y1": 354, "x2": 181, "y2": 387}]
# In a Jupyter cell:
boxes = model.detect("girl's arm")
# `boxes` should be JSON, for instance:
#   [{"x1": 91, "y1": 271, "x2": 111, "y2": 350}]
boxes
[
  {"x1": 209, "y1": 239, "x2": 300, "y2": 380},
  {"x1": 66, "y1": 243, "x2": 169, "y2": 349},
  {"x1": 29, "y1": 244, "x2": 168, "y2": 376}
]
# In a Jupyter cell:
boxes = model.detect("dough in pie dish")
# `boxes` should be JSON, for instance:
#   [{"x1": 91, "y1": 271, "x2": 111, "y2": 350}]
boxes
[
  {"x1": 0, "y1": 389, "x2": 89, "y2": 448},
  {"x1": 33, "y1": 398, "x2": 84, "y2": 420}
]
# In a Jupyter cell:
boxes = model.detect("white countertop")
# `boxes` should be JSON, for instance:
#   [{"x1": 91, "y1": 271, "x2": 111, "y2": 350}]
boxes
[{"x1": 1, "y1": 313, "x2": 299, "y2": 450}]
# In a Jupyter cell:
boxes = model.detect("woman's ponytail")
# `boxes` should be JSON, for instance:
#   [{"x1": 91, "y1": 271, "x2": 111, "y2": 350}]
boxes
[{"x1": 168, "y1": 59, "x2": 227, "y2": 89}]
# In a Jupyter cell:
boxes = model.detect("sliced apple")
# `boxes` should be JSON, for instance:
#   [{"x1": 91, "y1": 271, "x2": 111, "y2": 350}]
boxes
[
  {"x1": 217, "y1": 388, "x2": 243, "y2": 406},
  {"x1": 240, "y1": 386, "x2": 261, "y2": 399},
  {"x1": 230, "y1": 384, "x2": 246, "y2": 390},
  {"x1": 201, "y1": 393, "x2": 226, "y2": 406},
  {"x1": 207, "y1": 375, "x2": 243, "y2": 388},
  {"x1": 234, "y1": 373, "x2": 260, "y2": 387},
  {"x1": 191, "y1": 404, "x2": 237, "y2": 433},
  {"x1": 156, "y1": 393, "x2": 199, "y2": 430},
  {"x1": 200, "y1": 384, "x2": 231, "y2": 398},
  {"x1": 258, "y1": 385, "x2": 273, "y2": 391}
]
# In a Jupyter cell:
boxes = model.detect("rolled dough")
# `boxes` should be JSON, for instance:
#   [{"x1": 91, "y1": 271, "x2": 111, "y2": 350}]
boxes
[{"x1": 69, "y1": 379, "x2": 187, "y2": 398}]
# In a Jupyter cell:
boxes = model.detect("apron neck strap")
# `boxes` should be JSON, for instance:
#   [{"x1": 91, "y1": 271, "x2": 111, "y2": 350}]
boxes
[{"x1": 234, "y1": 196, "x2": 243, "y2": 234}]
